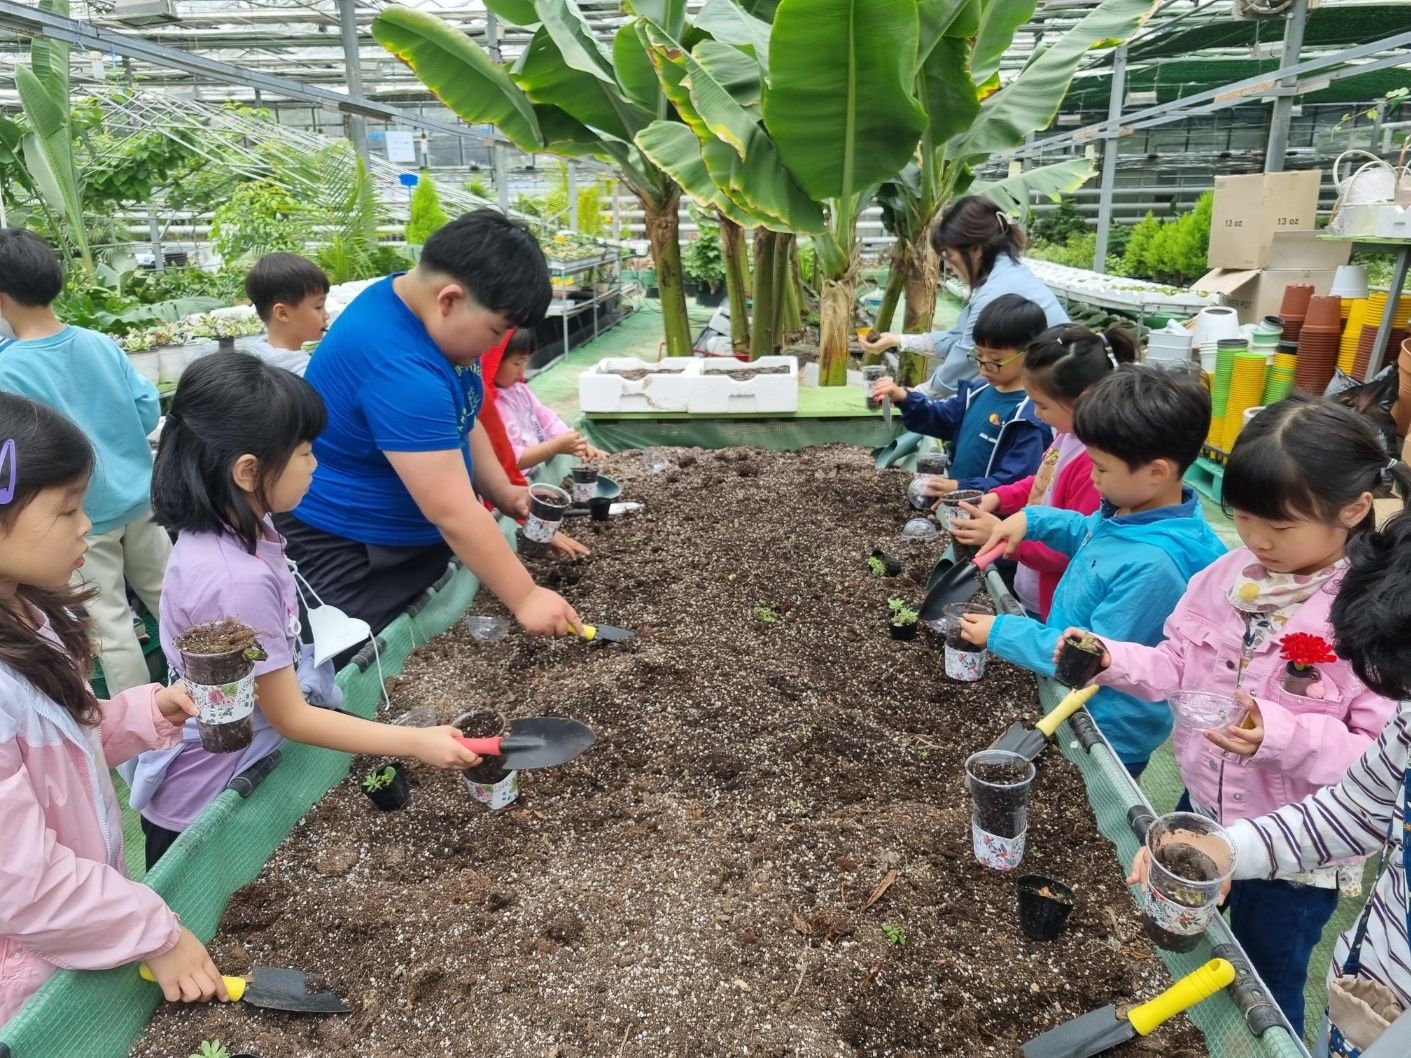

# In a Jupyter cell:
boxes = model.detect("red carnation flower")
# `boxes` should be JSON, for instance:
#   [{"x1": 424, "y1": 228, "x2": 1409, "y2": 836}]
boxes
[{"x1": 1280, "y1": 632, "x2": 1337, "y2": 669}]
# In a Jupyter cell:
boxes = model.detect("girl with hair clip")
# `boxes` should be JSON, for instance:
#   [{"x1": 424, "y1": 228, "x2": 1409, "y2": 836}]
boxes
[
  {"x1": 860, "y1": 195, "x2": 1068, "y2": 398},
  {"x1": 1075, "y1": 395, "x2": 1406, "y2": 1036},
  {"x1": 949, "y1": 323, "x2": 1137, "y2": 619},
  {"x1": 0, "y1": 392, "x2": 228, "y2": 1021}
]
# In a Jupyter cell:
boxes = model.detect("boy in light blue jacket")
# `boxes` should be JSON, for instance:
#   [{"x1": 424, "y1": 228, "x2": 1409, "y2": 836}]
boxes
[{"x1": 958, "y1": 365, "x2": 1226, "y2": 776}]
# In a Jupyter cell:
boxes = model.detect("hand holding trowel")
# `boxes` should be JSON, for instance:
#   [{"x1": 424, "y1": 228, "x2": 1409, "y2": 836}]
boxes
[{"x1": 990, "y1": 686, "x2": 1100, "y2": 761}]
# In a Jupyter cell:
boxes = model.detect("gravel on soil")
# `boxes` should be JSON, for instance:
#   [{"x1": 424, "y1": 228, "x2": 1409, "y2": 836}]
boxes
[{"x1": 135, "y1": 445, "x2": 1207, "y2": 1058}]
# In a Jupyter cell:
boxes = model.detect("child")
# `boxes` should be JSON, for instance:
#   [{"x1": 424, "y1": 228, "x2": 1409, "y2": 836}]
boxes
[
  {"x1": 1068, "y1": 397, "x2": 1402, "y2": 1035},
  {"x1": 244, "y1": 252, "x2": 331, "y2": 377},
  {"x1": 0, "y1": 392, "x2": 227, "y2": 1021},
  {"x1": 128, "y1": 352, "x2": 482, "y2": 867},
  {"x1": 949, "y1": 324, "x2": 1135, "y2": 619},
  {"x1": 0, "y1": 228, "x2": 169, "y2": 695},
  {"x1": 1131, "y1": 508, "x2": 1411, "y2": 1056},
  {"x1": 872, "y1": 293, "x2": 1052, "y2": 497},
  {"x1": 959, "y1": 365, "x2": 1226, "y2": 776},
  {"x1": 494, "y1": 328, "x2": 608, "y2": 476}
]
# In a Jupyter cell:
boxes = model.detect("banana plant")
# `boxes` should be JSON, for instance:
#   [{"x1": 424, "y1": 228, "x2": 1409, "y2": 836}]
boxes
[{"x1": 372, "y1": 1, "x2": 697, "y2": 356}]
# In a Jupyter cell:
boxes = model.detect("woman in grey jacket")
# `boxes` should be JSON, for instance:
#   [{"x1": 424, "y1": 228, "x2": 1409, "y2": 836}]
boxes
[{"x1": 863, "y1": 196, "x2": 1068, "y2": 398}]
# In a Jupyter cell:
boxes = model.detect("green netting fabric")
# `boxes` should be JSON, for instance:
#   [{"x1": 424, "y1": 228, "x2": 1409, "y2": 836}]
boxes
[
  {"x1": 982, "y1": 571, "x2": 1311, "y2": 1058},
  {"x1": 0, "y1": 564, "x2": 481, "y2": 1058},
  {"x1": 583, "y1": 415, "x2": 899, "y2": 453}
]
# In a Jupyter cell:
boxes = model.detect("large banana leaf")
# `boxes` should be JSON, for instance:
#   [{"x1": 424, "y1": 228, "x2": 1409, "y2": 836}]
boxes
[
  {"x1": 613, "y1": 22, "x2": 663, "y2": 114},
  {"x1": 535, "y1": 0, "x2": 618, "y2": 83},
  {"x1": 919, "y1": 36, "x2": 979, "y2": 151},
  {"x1": 693, "y1": 40, "x2": 762, "y2": 113},
  {"x1": 971, "y1": 157, "x2": 1097, "y2": 216},
  {"x1": 761, "y1": 0, "x2": 926, "y2": 204},
  {"x1": 519, "y1": 27, "x2": 648, "y2": 142},
  {"x1": 15, "y1": 65, "x2": 89, "y2": 271},
  {"x1": 693, "y1": 0, "x2": 771, "y2": 72},
  {"x1": 372, "y1": 7, "x2": 543, "y2": 151},
  {"x1": 918, "y1": 0, "x2": 977, "y2": 71},
  {"x1": 0, "y1": 116, "x2": 39, "y2": 200},
  {"x1": 483, "y1": 0, "x2": 539, "y2": 27},
  {"x1": 31, "y1": 0, "x2": 68, "y2": 107},
  {"x1": 945, "y1": 0, "x2": 1158, "y2": 161},
  {"x1": 635, "y1": 120, "x2": 767, "y2": 228},
  {"x1": 625, "y1": 0, "x2": 687, "y2": 39},
  {"x1": 969, "y1": 0, "x2": 1037, "y2": 85}
]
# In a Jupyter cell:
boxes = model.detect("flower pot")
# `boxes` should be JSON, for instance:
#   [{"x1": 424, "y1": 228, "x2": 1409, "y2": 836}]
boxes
[
  {"x1": 646, "y1": 285, "x2": 660, "y2": 298},
  {"x1": 1330, "y1": 264, "x2": 1370, "y2": 300},
  {"x1": 518, "y1": 483, "x2": 571, "y2": 557},
  {"x1": 1053, "y1": 632, "x2": 1104, "y2": 688},
  {"x1": 218, "y1": 336, "x2": 237, "y2": 353},
  {"x1": 939, "y1": 489, "x2": 984, "y2": 530},
  {"x1": 965, "y1": 750, "x2": 1035, "y2": 871},
  {"x1": 1394, "y1": 339, "x2": 1411, "y2": 437},
  {"x1": 1283, "y1": 662, "x2": 1324, "y2": 698},
  {"x1": 861, "y1": 365, "x2": 886, "y2": 411},
  {"x1": 175, "y1": 619, "x2": 262, "y2": 755},
  {"x1": 157, "y1": 345, "x2": 187, "y2": 385},
  {"x1": 945, "y1": 630, "x2": 987, "y2": 681},
  {"x1": 589, "y1": 496, "x2": 613, "y2": 521},
  {"x1": 454, "y1": 710, "x2": 521, "y2": 810},
  {"x1": 1017, "y1": 874, "x2": 1076, "y2": 941},
  {"x1": 696, "y1": 287, "x2": 725, "y2": 307},
  {"x1": 362, "y1": 761, "x2": 411, "y2": 811},
  {"x1": 915, "y1": 452, "x2": 949, "y2": 478},
  {"x1": 1192, "y1": 306, "x2": 1240, "y2": 360},
  {"x1": 1140, "y1": 812, "x2": 1236, "y2": 952},
  {"x1": 869, "y1": 548, "x2": 902, "y2": 577},
  {"x1": 128, "y1": 350, "x2": 161, "y2": 385},
  {"x1": 890, "y1": 620, "x2": 918, "y2": 641},
  {"x1": 570, "y1": 464, "x2": 600, "y2": 504},
  {"x1": 1279, "y1": 283, "x2": 1314, "y2": 319},
  {"x1": 1305, "y1": 295, "x2": 1344, "y2": 331}
]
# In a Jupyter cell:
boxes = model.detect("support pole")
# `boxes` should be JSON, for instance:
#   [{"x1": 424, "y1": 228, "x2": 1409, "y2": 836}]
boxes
[
  {"x1": 1264, "y1": 0, "x2": 1309, "y2": 174},
  {"x1": 486, "y1": 13, "x2": 511, "y2": 213},
  {"x1": 337, "y1": 0, "x2": 368, "y2": 163},
  {"x1": 148, "y1": 214, "x2": 163, "y2": 271},
  {"x1": 1093, "y1": 46, "x2": 1127, "y2": 273},
  {"x1": 567, "y1": 162, "x2": 579, "y2": 231}
]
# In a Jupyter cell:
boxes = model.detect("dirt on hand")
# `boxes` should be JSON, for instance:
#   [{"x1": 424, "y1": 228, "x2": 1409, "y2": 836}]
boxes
[{"x1": 136, "y1": 445, "x2": 1206, "y2": 1058}]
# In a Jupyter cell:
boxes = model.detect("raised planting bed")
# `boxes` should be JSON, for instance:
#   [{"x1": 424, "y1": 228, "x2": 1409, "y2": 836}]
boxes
[{"x1": 135, "y1": 446, "x2": 1207, "y2": 1058}]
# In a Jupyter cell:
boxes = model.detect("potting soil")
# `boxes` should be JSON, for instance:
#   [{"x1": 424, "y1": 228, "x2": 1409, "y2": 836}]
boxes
[{"x1": 135, "y1": 446, "x2": 1205, "y2": 1058}]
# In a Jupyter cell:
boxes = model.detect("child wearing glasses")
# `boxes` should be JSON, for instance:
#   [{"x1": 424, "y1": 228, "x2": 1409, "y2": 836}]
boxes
[{"x1": 872, "y1": 293, "x2": 1051, "y2": 497}]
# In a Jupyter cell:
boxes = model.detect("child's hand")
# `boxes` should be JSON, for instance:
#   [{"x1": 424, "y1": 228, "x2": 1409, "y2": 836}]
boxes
[
  {"x1": 979, "y1": 492, "x2": 1002, "y2": 514},
  {"x1": 145, "y1": 926, "x2": 229, "y2": 1003},
  {"x1": 549, "y1": 532, "x2": 591, "y2": 561},
  {"x1": 872, "y1": 377, "x2": 908, "y2": 404},
  {"x1": 860, "y1": 332, "x2": 902, "y2": 354},
  {"x1": 154, "y1": 682, "x2": 198, "y2": 724},
  {"x1": 958, "y1": 613, "x2": 994, "y2": 647},
  {"x1": 513, "y1": 585, "x2": 582, "y2": 637},
  {"x1": 949, "y1": 503, "x2": 1000, "y2": 543},
  {"x1": 553, "y1": 431, "x2": 584, "y2": 456},
  {"x1": 415, "y1": 726, "x2": 485, "y2": 770},
  {"x1": 1126, "y1": 847, "x2": 1152, "y2": 887},
  {"x1": 1204, "y1": 692, "x2": 1264, "y2": 757},
  {"x1": 1050, "y1": 628, "x2": 1112, "y2": 671},
  {"x1": 921, "y1": 476, "x2": 959, "y2": 499},
  {"x1": 983, "y1": 511, "x2": 1028, "y2": 557},
  {"x1": 585, "y1": 444, "x2": 611, "y2": 462}
]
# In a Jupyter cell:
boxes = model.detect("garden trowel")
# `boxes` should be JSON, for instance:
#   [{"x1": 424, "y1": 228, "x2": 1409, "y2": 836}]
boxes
[
  {"x1": 991, "y1": 686, "x2": 1100, "y2": 761},
  {"x1": 918, "y1": 542, "x2": 1008, "y2": 621},
  {"x1": 455, "y1": 716, "x2": 596, "y2": 770},
  {"x1": 139, "y1": 963, "x2": 350, "y2": 1014},
  {"x1": 1020, "y1": 959, "x2": 1234, "y2": 1058},
  {"x1": 575, "y1": 622, "x2": 636, "y2": 642}
]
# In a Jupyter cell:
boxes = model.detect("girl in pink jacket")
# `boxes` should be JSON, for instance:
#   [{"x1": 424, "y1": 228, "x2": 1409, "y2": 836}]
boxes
[
  {"x1": 950, "y1": 324, "x2": 1135, "y2": 618},
  {"x1": 1063, "y1": 396, "x2": 1405, "y2": 1035},
  {"x1": 0, "y1": 393, "x2": 226, "y2": 1025}
]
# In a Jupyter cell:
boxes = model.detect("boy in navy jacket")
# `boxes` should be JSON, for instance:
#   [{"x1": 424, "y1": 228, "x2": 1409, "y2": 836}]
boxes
[{"x1": 873, "y1": 294, "x2": 1051, "y2": 496}]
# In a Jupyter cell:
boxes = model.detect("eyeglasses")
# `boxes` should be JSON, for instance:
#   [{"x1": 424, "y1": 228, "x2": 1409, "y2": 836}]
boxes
[{"x1": 965, "y1": 348, "x2": 1026, "y2": 369}]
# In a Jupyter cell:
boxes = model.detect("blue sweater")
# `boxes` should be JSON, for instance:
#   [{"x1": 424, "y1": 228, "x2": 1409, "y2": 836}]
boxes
[
  {"x1": 0, "y1": 327, "x2": 159, "y2": 533},
  {"x1": 987, "y1": 489, "x2": 1227, "y2": 765},
  {"x1": 897, "y1": 378, "x2": 1051, "y2": 492},
  {"x1": 924, "y1": 255, "x2": 1069, "y2": 397}
]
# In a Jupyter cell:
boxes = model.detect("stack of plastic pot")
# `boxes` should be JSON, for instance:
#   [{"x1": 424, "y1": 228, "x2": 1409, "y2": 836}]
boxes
[
  {"x1": 1208, "y1": 338, "x2": 1243, "y2": 448},
  {"x1": 1279, "y1": 283, "x2": 1314, "y2": 343},
  {"x1": 1339, "y1": 298, "x2": 1370, "y2": 375},
  {"x1": 1293, "y1": 295, "x2": 1342, "y2": 395},
  {"x1": 1392, "y1": 298, "x2": 1411, "y2": 362},
  {"x1": 1221, "y1": 349, "x2": 1269, "y2": 450},
  {"x1": 1251, "y1": 316, "x2": 1282, "y2": 356},
  {"x1": 1351, "y1": 292, "x2": 1390, "y2": 380},
  {"x1": 1263, "y1": 342, "x2": 1298, "y2": 405}
]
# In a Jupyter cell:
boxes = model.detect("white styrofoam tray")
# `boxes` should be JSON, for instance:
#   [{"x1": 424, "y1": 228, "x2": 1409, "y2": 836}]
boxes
[
  {"x1": 689, "y1": 355, "x2": 799, "y2": 414},
  {"x1": 579, "y1": 357, "x2": 698, "y2": 412}
]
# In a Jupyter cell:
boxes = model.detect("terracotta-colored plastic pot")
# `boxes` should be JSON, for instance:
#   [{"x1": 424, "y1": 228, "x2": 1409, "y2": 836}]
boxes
[
  {"x1": 1304, "y1": 295, "x2": 1343, "y2": 331},
  {"x1": 1280, "y1": 284, "x2": 1315, "y2": 318},
  {"x1": 1396, "y1": 338, "x2": 1411, "y2": 437}
]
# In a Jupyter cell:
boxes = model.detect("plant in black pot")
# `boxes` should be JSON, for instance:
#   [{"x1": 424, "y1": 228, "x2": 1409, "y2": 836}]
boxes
[
  {"x1": 868, "y1": 549, "x2": 902, "y2": 577},
  {"x1": 682, "y1": 222, "x2": 726, "y2": 308},
  {"x1": 888, "y1": 597, "x2": 919, "y2": 640},
  {"x1": 361, "y1": 762, "x2": 411, "y2": 811},
  {"x1": 1054, "y1": 632, "x2": 1106, "y2": 688}
]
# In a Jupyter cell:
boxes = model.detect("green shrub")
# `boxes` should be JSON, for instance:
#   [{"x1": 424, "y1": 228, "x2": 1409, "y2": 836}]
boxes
[
  {"x1": 406, "y1": 169, "x2": 449, "y2": 245},
  {"x1": 682, "y1": 224, "x2": 726, "y2": 291},
  {"x1": 1029, "y1": 197, "x2": 1087, "y2": 245}
]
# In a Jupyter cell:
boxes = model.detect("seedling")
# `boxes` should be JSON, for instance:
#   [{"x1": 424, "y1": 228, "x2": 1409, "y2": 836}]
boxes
[
  {"x1": 888, "y1": 598, "x2": 919, "y2": 627},
  {"x1": 791, "y1": 722, "x2": 817, "y2": 741},
  {"x1": 362, "y1": 765, "x2": 398, "y2": 793},
  {"x1": 625, "y1": 532, "x2": 647, "y2": 545},
  {"x1": 867, "y1": 555, "x2": 887, "y2": 576},
  {"x1": 883, "y1": 923, "x2": 907, "y2": 947},
  {"x1": 787, "y1": 798, "x2": 805, "y2": 814},
  {"x1": 190, "y1": 1043, "x2": 231, "y2": 1058},
  {"x1": 753, "y1": 601, "x2": 783, "y2": 624}
]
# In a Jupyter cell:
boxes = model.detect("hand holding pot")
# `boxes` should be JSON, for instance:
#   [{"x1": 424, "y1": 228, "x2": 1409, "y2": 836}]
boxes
[
  {"x1": 1203, "y1": 692, "x2": 1264, "y2": 757},
  {"x1": 860, "y1": 331, "x2": 902, "y2": 355},
  {"x1": 154, "y1": 681, "x2": 199, "y2": 724},
  {"x1": 871, "y1": 376, "x2": 908, "y2": 404},
  {"x1": 549, "y1": 532, "x2": 591, "y2": 561},
  {"x1": 959, "y1": 612, "x2": 995, "y2": 647},
  {"x1": 143, "y1": 926, "x2": 228, "y2": 1004},
  {"x1": 514, "y1": 585, "x2": 582, "y2": 637},
  {"x1": 983, "y1": 511, "x2": 1028, "y2": 558},
  {"x1": 920, "y1": 476, "x2": 959, "y2": 500},
  {"x1": 414, "y1": 726, "x2": 484, "y2": 769},
  {"x1": 1127, "y1": 848, "x2": 1234, "y2": 905},
  {"x1": 1050, "y1": 628, "x2": 1112, "y2": 670},
  {"x1": 949, "y1": 503, "x2": 1000, "y2": 543}
]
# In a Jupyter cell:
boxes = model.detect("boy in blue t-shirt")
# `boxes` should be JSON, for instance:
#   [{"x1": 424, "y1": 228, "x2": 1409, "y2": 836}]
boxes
[
  {"x1": 957, "y1": 365, "x2": 1227, "y2": 777},
  {"x1": 873, "y1": 294, "x2": 1051, "y2": 497}
]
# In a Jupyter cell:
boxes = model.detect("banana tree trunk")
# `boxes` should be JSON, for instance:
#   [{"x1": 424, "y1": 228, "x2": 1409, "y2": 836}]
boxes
[
  {"x1": 719, "y1": 215, "x2": 751, "y2": 353},
  {"x1": 750, "y1": 229, "x2": 779, "y2": 361},
  {"x1": 780, "y1": 235, "x2": 800, "y2": 338},
  {"x1": 870, "y1": 261, "x2": 906, "y2": 366},
  {"x1": 646, "y1": 198, "x2": 692, "y2": 357},
  {"x1": 818, "y1": 266, "x2": 854, "y2": 387},
  {"x1": 785, "y1": 237, "x2": 804, "y2": 336},
  {"x1": 902, "y1": 229, "x2": 939, "y2": 333}
]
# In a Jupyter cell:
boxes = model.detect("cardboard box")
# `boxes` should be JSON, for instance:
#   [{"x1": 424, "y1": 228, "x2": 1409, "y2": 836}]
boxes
[
  {"x1": 1193, "y1": 232, "x2": 1351, "y2": 324},
  {"x1": 1207, "y1": 170, "x2": 1323, "y2": 270}
]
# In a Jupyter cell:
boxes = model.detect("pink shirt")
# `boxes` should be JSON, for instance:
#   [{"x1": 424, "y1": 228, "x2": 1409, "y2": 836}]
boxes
[
  {"x1": 495, "y1": 381, "x2": 571, "y2": 473},
  {"x1": 1094, "y1": 547, "x2": 1398, "y2": 823}
]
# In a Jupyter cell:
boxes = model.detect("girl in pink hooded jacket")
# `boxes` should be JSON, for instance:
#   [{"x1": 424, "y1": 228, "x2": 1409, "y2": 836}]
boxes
[
  {"x1": 1062, "y1": 397, "x2": 1405, "y2": 1036},
  {"x1": 0, "y1": 394, "x2": 226, "y2": 1025}
]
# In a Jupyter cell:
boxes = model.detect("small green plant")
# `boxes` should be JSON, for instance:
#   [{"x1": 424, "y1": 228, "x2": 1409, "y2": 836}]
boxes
[
  {"x1": 682, "y1": 223, "x2": 726, "y2": 292},
  {"x1": 786, "y1": 798, "x2": 805, "y2": 814},
  {"x1": 406, "y1": 169, "x2": 450, "y2": 245},
  {"x1": 888, "y1": 598, "x2": 919, "y2": 627},
  {"x1": 362, "y1": 765, "x2": 398, "y2": 793},
  {"x1": 883, "y1": 923, "x2": 906, "y2": 947},
  {"x1": 625, "y1": 532, "x2": 647, "y2": 545},
  {"x1": 867, "y1": 555, "x2": 887, "y2": 576},
  {"x1": 918, "y1": 747, "x2": 930, "y2": 762},
  {"x1": 191, "y1": 1042, "x2": 231, "y2": 1058},
  {"x1": 791, "y1": 722, "x2": 816, "y2": 741},
  {"x1": 753, "y1": 602, "x2": 783, "y2": 624}
]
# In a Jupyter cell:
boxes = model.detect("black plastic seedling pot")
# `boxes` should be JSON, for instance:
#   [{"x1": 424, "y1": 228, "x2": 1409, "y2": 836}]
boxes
[
  {"x1": 362, "y1": 761, "x2": 411, "y2": 811},
  {"x1": 890, "y1": 620, "x2": 918, "y2": 641},
  {"x1": 1054, "y1": 633, "x2": 1105, "y2": 688},
  {"x1": 589, "y1": 496, "x2": 613, "y2": 521},
  {"x1": 1016, "y1": 874, "x2": 1076, "y2": 940},
  {"x1": 870, "y1": 548, "x2": 902, "y2": 577}
]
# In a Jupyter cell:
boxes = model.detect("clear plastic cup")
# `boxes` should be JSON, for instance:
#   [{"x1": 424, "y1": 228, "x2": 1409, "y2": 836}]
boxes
[
  {"x1": 1140, "y1": 812, "x2": 1237, "y2": 952},
  {"x1": 965, "y1": 750, "x2": 1036, "y2": 870},
  {"x1": 1168, "y1": 689, "x2": 1248, "y2": 732},
  {"x1": 464, "y1": 615, "x2": 511, "y2": 643},
  {"x1": 901, "y1": 517, "x2": 938, "y2": 541}
]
